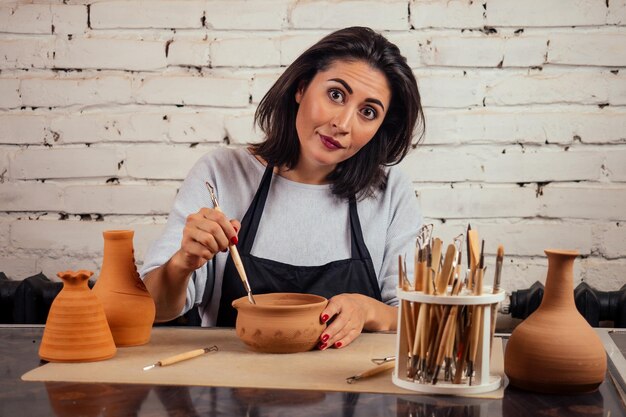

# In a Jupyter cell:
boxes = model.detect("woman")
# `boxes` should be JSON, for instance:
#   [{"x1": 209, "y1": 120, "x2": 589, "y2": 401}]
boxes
[{"x1": 141, "y1": 27, "x2": 425, "y2": 350}]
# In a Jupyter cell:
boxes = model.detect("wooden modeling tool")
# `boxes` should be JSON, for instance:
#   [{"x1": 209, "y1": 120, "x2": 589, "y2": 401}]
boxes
[
  {"x1": 205, "y1": 182, "x2": 256, "y2": 304},
  {"x1": 346, "y1": 360, "x2": 396, "y2": 384},
  {"x1": 143, "y1": 346, "x2": 218, "y2": 371},
  {"x1": 490, "y1": 245, "x2": 504, "y2": 353}
]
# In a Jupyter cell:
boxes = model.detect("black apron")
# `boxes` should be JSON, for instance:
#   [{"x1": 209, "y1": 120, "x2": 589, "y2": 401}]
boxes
[{"x1": 216, "y1": 164, "x2": 382, "y2": 327}]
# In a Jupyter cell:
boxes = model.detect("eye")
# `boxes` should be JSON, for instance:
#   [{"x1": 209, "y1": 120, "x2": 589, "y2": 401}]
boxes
[
  {"x1": 360, "y1": 106, "x2": 377, "y2": 120},
  {"x1": 328, "y1": 88, "x2": 344, "y2": 104}
]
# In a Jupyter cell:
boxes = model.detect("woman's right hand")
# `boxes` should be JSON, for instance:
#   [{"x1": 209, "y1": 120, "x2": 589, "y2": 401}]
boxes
[{"x1": 172, "y1": 207, "x2": 241, "y2": 273}]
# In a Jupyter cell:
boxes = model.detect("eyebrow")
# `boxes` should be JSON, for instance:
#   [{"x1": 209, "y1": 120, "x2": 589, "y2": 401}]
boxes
[{"x1": 328, "y1": 78, "x2": 385, "y2": 111}]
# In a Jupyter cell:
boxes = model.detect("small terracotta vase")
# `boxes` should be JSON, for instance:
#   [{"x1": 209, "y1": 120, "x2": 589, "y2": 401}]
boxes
[
  {"x1": 233, "y1": 293, "x2": 328, "y2": 353},
  {"x1": 504, "y1": 249, "x2": 607, "y2": 393},
  {"x1": 93, "y1": 230, "x2": 155, "y2": 347},
  {"x1": 39, "y1": 270, "x2": 116, "y2": 362}
]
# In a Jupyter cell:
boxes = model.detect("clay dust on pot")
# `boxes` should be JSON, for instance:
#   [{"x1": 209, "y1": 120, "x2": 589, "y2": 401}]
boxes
[{"x1": 232, "y1": 293, "x2": 328, "y2": 353}]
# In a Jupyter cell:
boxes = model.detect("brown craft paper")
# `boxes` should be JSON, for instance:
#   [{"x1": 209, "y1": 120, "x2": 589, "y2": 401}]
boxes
[{"x1": 23, "y1": 328, "x2": 504, "y2": 399}]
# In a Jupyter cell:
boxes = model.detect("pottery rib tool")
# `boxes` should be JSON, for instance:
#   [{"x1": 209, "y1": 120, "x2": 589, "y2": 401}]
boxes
[
  {"x1": 346, "y1": 360, "x2": 396, "y2": 384},
  {"x1": 205, "y1": 182, "x2": 256, "y2": 304},
  {"x1": 143, "y1": 346, "x2": 218, "y2": 371}
]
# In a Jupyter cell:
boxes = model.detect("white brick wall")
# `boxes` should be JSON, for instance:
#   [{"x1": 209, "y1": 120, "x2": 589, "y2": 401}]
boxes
[{"x1": 0, "y1": 1, "x2": 624, "y2": 306}]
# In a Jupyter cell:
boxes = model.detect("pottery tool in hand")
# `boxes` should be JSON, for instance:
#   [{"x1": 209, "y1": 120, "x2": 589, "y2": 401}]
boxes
[
  {"x1": 346, "y1": 359, "x2": 396, "y2": 384},
  {"x1": 205, "y1": 181, "x2": 256, "y2": 305},
  {"x1": 143, "y1": 345, "x2": 218, "y2": 371}
]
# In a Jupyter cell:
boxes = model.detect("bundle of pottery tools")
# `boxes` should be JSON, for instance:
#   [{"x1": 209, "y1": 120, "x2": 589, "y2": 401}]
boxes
[{"x1": 392, "y1": 225, "x2": 506, "y2": 395}]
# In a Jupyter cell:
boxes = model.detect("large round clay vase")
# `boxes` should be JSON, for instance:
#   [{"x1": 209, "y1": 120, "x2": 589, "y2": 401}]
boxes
[
  {"x1": 39, "y1": 270, "x2": 116, "y2": 362},
  {"x1": 93, "y1": 230, "x2": 155, "y2": 347},
  {"x1": 504, "y1": 249, "x2": 607, "y2": 393}
]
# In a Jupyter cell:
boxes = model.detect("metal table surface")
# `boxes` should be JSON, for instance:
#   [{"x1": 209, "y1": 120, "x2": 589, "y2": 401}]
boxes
[{"x1": 1, "y1": 325, "x2": 625, "y2": 417}]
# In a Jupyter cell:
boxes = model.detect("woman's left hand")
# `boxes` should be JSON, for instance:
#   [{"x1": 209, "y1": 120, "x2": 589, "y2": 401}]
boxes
[
  {"x1": 317, "y1": 294, "x2": 369, "y2": 350},
  {"x1": 317, "y1": 293, "x2": 398, "y2": 350}
]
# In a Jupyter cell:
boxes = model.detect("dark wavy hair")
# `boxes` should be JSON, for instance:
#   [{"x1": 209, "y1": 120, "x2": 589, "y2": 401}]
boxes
[{"x1": 252, "y1": 27, "x2": 424, "y2": 200}]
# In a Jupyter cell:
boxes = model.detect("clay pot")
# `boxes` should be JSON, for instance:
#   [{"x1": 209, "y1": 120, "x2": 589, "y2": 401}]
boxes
[
  {"x1": 93, "y1": 230, "x2": 155, "y2": 347},
  {"x1": 504, "y1": 249, "x2": 607, "y2": 393},
  {"x1": 39, "y1": 270, "x2": 116, "y2": 362},
  {"x1": 232, "y1": 293, "x2": 328, "y2": 353}
]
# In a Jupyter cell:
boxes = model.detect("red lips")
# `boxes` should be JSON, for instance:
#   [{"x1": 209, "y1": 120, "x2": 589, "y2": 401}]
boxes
[{"x1": 319, "y1": 134, "x2": 343, "y2": 149}]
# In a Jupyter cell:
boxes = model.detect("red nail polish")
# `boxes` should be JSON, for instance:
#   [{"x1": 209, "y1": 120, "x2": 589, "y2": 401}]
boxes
[
  {"x1": 335, "y1": 341, "x2": 342, "y2": 348},
  {"x1": 230, "y1": 235, "x2": 238, "y2": 245},
  {"x1": 321, "y1": 334, "x2": 329, "y2": 343},
  {"x1": 321, "y1": 314, "x2": 329, "y2": 323},
  {"x1": 319, "y1": 342, "x2": 327, "y2": 350}
]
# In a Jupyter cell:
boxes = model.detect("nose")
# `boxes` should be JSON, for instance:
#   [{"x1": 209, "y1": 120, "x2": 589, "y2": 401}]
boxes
[{"x1": 331, "y1": 107, "x2": 353, "y2": 135}]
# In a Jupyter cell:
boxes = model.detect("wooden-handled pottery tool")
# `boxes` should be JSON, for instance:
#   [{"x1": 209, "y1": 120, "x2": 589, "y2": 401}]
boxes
[
  {"x1": 346, "y1": 360, "x2": 396, "y2": 384},
  {"x1": 143, "y1": 345, "x2": 218, "y2": 371},
  {"x1": 205, "y1": 182, "x2": 256, "y2": 305}
]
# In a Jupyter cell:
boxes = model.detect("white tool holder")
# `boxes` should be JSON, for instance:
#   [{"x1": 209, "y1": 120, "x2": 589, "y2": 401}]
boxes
[{"x1": 393, "y1": 287, "x2": 506, "y2": 395}]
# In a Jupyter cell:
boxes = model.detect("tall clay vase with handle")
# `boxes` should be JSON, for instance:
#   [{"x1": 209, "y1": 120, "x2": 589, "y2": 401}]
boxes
[
  {"x1": 93, "y1": 230, "x2": 156, "y2": 347},
  {"x1": 504, "y1": 249, "x2": 607, "y2": 393}
]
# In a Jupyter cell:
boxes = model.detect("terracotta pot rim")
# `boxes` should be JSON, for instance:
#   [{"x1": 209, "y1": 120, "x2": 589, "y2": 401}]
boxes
[
  {"x1": 103, "y1": 230, "x2": 134, "y2": 239},
  {"x1": 232, "y1": 293, "x2": 327, "y2": 311},
  {"x1": 544, "y1": 249, "x2": 579, "y2": 257}
]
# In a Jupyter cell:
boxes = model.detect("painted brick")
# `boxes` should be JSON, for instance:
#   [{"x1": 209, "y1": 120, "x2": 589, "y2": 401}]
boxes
[
  {"x1": 168, "y1": 111, "x2": 225, "y2": 143},
  {"x1": 37, "y1": 256, "x2": 101, "y2": 281},
  {"x1": 580, "y1": 258, "x2": 626, "y2": 290},
  {"x1": 608, "y1": 0, "x2": 626, "y2": 25},
  {"x1": 63, "y1": 184, "x2": 178, "y2": 214},
  {"x1": 486, "y1": 0, "x2": 608, "y2": 27},
  {"x1": 400, "y1": 148, "x2": 484, "y2": 182},
  {"x1": 279, "y1": 33, "x2": 324, "y2": 66},
  {"x1": 0, "y1": 221, "x2": 8, "y2": 248},
  {"x1": 423, "y1": 108, "x2": 626, "y2": 145},
  {"x1": 0, "y1": 114, "x2": 48, "y2": 145},
  {"x1": 167, "y1": 40, "x2": 210, "y2": 67},
  {"x1": 415, "y1": 70, "x2": 485, "y2": 108},
  {"x1": 10, "y1": 147, "x2": 120, "y2": 179},
  {"x1": 0, "y1": 151, "x2": 8, "y2": 181},
  {"x1": 54, "y1": 38, "x2": 167, "y2": 71},
  {"x1": 51, "y1": 4, "x2": 87, "y2": 35},
  {"x1": 224, "y1": 113, "x2": 264, "y2": 144},
  {"x1": 204, "y1": 1, "x2": 288, "y2": 30},
  {"x1": 410, "y1": 0, "x2": 485, "y2": 29},
  {"x1": 50, "y1": 111, "x2": 169, "y2": 144},
  {"x1": 0, "y1": 4, "x2": 53, "y2": 34},
  {"x1": 124, "y1": 145, "x2": 208, "y2": 179},
  {"x1": 90, "y1": 1, "x2": 204, "y2": 29},
  {"x1": 485, "y1": 71, "x2": 623, "y2": 106},
  {"x1": 0, "y1": 78, "x2": 20, "y2": 108},
  {"x1": 598, "y1": 222, "x2": 626, "y2": 259},
  {"x1": 0, "y1": 37, "x2": 55, "y2": 69},
  {"x1": 250, "y1": 71, "x2": 281, "y2": 104},
  {"x1": 20, "y1": 75, "x2": 133, "y2": 107},
  {"x1": 212, "y1": 37, "x2": 280, "y2": 68},
  {"x1": 483, "y1": 149, "x2": 603, "y2": 182},
  {"x1": 605, "y1": 150, "x2": 626, "y2": 181},
  {"x1": 290, "y1": 0, "x2": 408, "y2": 30},
  {"x1": 421, "y1": 35, "x2": 546, "y2": 67},
  {"x1": 0, "y1": 256, "x2": 39, "y2": 280},
  {"x1": 136, "y1": 75, "x2": 250, "y2": 107},
  {"x1": 0, "y1": 182, "x2": 63, "y2": 211},
  {"x1": 548, "y1": 33, "x2": 626, "y2": 67},
  {"x1": 540, "y1": 185, "x2": 626, "y2": 220},
  {"x1": 430, "y1": 219, "x2": 593, "y2": 256},
  {"x1": 415, "y1": 185, "x2": 540, "y2": 219}
]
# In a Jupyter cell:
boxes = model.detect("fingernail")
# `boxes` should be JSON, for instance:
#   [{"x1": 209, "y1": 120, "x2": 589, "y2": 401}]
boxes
[
  {"x1": 321, "y1": 334, "x2": 329, "y2": 343},
  {"x1": 318, "y1": 342, "x2": 327, "y2": 350},
  {"x1": 234, "y1": 226, "x2": 239, "y2": 233},
  {"x1": 230, "y1": 235, "x2": 238, "y2": 245},
  {"x1": 334, "y1": 341, "x2": 342, "y2": 348},
  {"x1": 321, "y1": 314, "x2": 329, "y2": 323}
]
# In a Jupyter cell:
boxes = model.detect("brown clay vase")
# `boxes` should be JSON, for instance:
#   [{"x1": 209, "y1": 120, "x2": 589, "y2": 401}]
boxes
[
  {"x1": 504, "y1": 249, "x2": 607, "y2": 393},
  {"x1": 232, "y1": 293, "x2": 328, "y2": 353},
  {"x1": 93, "y1": 230, "x2": 156, "y2": 347},
  {"x1": 39, "y1": 270, "x2": 116, "y2": 362}
]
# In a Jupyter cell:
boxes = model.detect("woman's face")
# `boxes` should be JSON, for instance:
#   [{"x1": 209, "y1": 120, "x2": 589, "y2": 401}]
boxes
[{"x1": 294, "y1": 60, "x2": 391, "y2": 175}]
